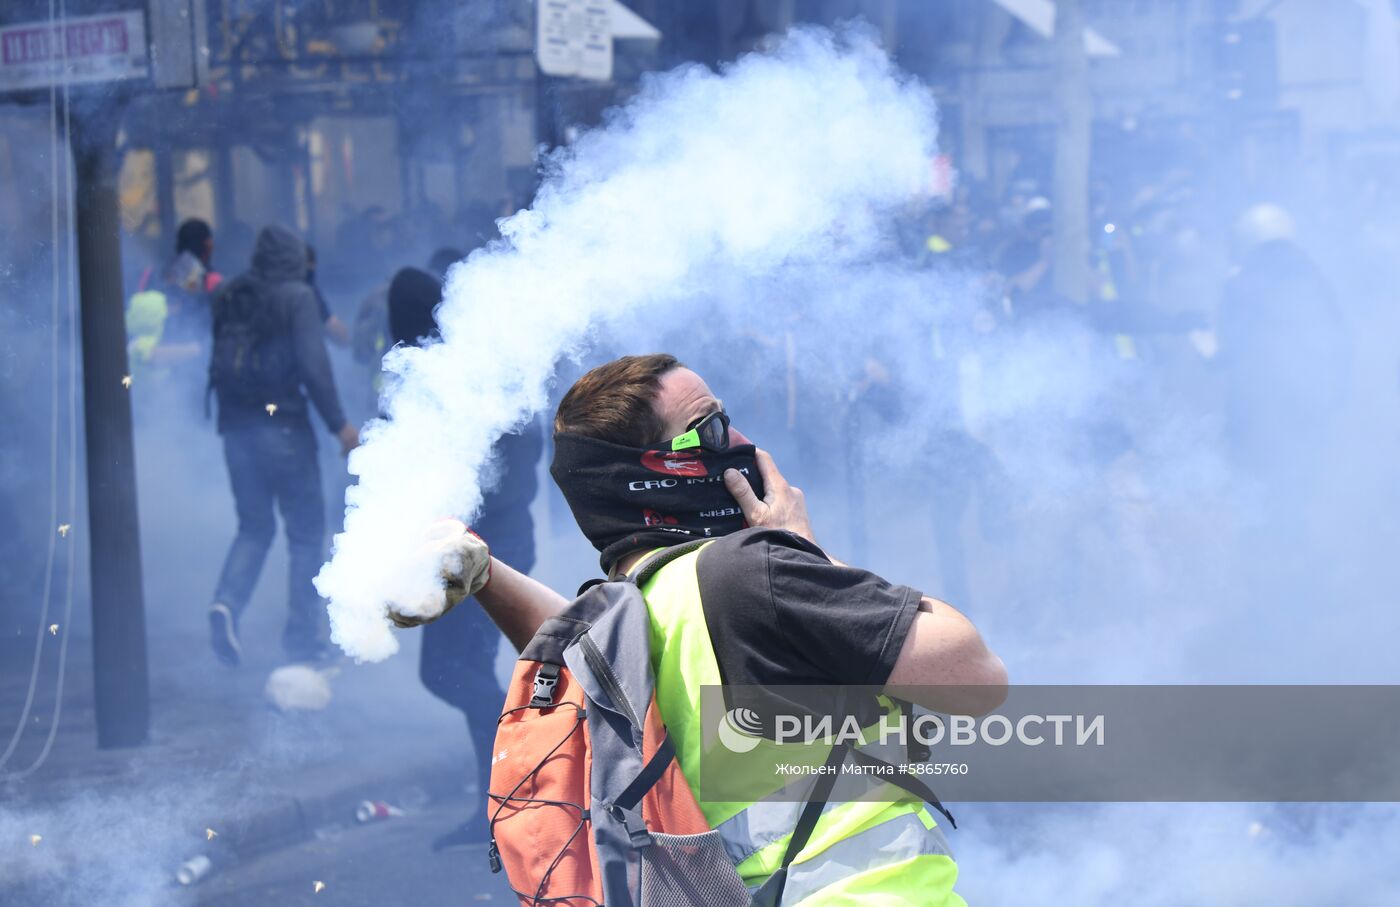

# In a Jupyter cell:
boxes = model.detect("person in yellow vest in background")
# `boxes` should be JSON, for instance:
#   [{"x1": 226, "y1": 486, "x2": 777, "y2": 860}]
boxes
[
  {"x1": 911, "y1": 198, "x2": 972, "y2": 269},
  {"x1": 125, "y1": 219, "x2": 221, "y2": 397},
  {"x1": 409, "y1": 354, "x2": 1008, "y2": 905}
]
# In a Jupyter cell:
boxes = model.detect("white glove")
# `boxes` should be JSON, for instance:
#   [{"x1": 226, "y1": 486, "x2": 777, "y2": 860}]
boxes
[{"x1": 387, "y1": 519, "x2": 491, "y2": 628}]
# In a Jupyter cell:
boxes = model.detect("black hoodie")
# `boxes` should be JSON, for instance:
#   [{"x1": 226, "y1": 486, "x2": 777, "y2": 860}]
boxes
[{"x1": 213, "y1": 224, "x2": 347, "y2": 434}]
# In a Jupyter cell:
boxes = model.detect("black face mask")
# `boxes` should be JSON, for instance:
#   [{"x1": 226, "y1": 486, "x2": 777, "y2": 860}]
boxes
[{"x1": 551, "y1": 432, "x2": 766, "y2": 573}]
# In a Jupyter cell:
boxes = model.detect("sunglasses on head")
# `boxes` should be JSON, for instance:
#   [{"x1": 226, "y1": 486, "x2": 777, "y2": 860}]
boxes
[{"x1": 668, "y1": 409, "x2": 730, "y2": 452}]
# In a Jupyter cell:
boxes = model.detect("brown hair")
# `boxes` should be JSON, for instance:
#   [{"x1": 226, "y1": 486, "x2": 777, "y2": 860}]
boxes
[{"x1": 554, "y1": 354, "x2": 680, "y2": 447}]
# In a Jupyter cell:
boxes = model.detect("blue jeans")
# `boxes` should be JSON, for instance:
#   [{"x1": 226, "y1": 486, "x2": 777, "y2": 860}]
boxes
[{"x1": 213, "y1": 417, "x2": 326, "y2": 652}]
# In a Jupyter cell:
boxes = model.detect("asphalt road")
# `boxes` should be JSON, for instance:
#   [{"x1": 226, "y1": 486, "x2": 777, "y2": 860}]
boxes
[{"x1": 192, "y1": 794, "x2": 516, "y2": 906}]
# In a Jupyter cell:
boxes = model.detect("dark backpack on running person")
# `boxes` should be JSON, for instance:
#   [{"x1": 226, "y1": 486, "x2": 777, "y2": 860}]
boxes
[{"x1": 207, "y1": 275, "x2": 292, "y2": 413}]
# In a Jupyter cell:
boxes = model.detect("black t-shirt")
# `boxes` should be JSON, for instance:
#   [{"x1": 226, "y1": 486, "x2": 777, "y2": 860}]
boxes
[{"x1": 693, "y1": 528, "x2": 922, "y2": 689}]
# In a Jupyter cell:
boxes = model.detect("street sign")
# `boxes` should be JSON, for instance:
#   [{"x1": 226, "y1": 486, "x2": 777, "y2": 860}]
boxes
[
  {"x1": 988, "y1": 0, "x2": 1121, "y2": 57},
  {"x1": 576, "y1": 2, "x2": 612, "y2": 82},
  {"x1": 537, "y1": 0, "x2": 613, "y2": 81},
  {"x1": 0, "y1": 11, "x2": 148, "y2": 94},
  {"x1": 146, "y1": 0, "x2": 209, "y2": 90}
]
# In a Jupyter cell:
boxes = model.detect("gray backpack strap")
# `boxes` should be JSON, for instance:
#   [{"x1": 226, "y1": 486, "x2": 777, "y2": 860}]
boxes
[{"x1": 627, "y1": 539, "x2": 711, "y2": 587}]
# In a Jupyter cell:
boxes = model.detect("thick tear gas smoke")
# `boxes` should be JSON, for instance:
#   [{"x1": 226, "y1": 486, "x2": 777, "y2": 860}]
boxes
[{"x1": 316, "y1": 26, "x2": 939, "y2": 660}]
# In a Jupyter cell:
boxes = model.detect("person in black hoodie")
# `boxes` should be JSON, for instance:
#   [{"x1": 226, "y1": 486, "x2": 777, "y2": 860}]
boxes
[
  {"x1": 385, "y1": 265, "x2": 543, "y2": 851},
  {"x1": 207, "y1": 225, "x2": 359, "y2": 666},
  {"x1": 1219, "y1": 205, "x2": 1349, "y2": 527}
]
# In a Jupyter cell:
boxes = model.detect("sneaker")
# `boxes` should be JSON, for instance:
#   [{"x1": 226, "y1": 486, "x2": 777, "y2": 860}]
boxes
[
  {"x1": 432, "y1": 818, "x2": 489, "y2": 852},
  {"x1": 209, "y1": 604, "x2": 241, "y2": 667}
]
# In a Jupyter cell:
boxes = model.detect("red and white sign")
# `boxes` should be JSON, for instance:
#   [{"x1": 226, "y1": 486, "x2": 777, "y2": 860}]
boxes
[{"x1": 0, "y1": 11, "x2": 147, "y2": 93}]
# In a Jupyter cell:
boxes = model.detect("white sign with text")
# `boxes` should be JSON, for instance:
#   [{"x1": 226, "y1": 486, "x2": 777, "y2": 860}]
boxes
[{"x1": 0, "y1": 10, "x2": 148, "y2": 93}]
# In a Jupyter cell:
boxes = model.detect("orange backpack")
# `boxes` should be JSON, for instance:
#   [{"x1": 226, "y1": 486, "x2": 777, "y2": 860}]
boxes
[{"x1": 486, "y1": 542, "x2": 753, "y2": 906}]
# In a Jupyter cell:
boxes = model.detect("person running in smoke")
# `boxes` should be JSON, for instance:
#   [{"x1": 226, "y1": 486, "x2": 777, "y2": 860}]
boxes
[
  {"x1": 305, "y1": 243, "x2": 351, "y2": 348},
  {"x1": 207, "y1": 224, "x2": 359, "y2": 666},
  {"x1": 352, "y1": 247, "x2": 465, "y2": 415},
  {"x1": 1219, "y1": 204, "x2": 1349, "y2": 529},
  {"x1": 125, "y1": 219, "x2": 222, "y2": 404},
  {"x1": 133, "y1": 217, "x2": 223, "y2": 296},
  {"x1": 393, "y1": 354, "x2": 1006, "y2": 904},
  {"x1": 382, "y1": 265, "x2": 544, "y2": 852}
]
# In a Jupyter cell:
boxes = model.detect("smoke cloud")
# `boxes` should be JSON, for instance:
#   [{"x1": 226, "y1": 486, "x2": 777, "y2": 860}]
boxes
[{"x1": 317, "y1": 25, "x2": 939, "y2": 660}]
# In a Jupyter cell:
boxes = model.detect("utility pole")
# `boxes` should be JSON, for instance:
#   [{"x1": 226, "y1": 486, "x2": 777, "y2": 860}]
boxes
[
  {"x1": 1051, "y1": 0, "x2": 1092, "y2": 304},
  {"x1": 154, "y1": 143, "x2": 176, "y2": 243},
  {"x1": 536, "y1": 67, "x2": 560, "y2": 154},
  {"x1": 961, "y1": 5, "x2": 1014, "y2": 184},
  {"x1": 70, "y1": 98, "x2": 150, "y2": 749}
]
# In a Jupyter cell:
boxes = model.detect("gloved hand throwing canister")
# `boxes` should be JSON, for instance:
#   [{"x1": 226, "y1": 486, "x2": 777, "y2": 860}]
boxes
[{"x1": 387, "y1": 519, "x2": 491, "y2": 628}]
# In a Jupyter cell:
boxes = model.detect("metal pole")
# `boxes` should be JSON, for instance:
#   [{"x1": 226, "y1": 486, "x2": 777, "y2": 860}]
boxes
[
  {"x1": 300, "y1": 126, "x2": 318, "y2": 242},
  {"x1": 70, "y1": 98, "x2": 150, "y2": 750},
  {"x1": 154, "y1": 141, "x2": 176, "y2": 244},
  {"x1": 213, "y1": 138, "x2": 236, "y2": 239},
  {"x1": 535, "y1": 66, "x2": 558, "y2": 155},
  {"x1": 1051, "y1": 0, "x2": 1092, "y2": 304}
]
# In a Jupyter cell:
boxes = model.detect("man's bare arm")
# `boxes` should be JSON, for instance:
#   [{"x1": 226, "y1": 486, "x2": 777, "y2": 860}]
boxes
[
  {"x1": 887, "y1": 597, "x2": 1008, "y2": 716},
  {"x1": 475, "y1": 558, "x2": 571, "y2": 651}
]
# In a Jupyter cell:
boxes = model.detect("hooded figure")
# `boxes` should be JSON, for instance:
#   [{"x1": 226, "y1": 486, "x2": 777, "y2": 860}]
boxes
[
  {"x1": 386, "y1": 265, "x2": 544, "y2": 851},
  {"x1": 1219, "y1": 207, "x2": 1349, "y2": 499},
  {"x1": 207, "y1": 225, "x2": 348, "y2": 433},
  {"x1": 207, "y1": 225, "x2": 356, "y2": 667}
]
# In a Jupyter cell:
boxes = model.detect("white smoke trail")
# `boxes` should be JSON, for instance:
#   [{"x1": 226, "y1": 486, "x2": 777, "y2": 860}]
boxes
[{"x1": 316, "y1": 26, "x2": 939, "y2": 660}]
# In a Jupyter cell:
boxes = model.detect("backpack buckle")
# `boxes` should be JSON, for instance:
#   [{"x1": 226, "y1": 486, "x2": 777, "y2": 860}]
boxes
[
  {"x1": 608, "y1": 804, "x2": 653, "y2": 849},
  {"x1": 531, "y1": 663, "x2": 560, "y2": 707}
]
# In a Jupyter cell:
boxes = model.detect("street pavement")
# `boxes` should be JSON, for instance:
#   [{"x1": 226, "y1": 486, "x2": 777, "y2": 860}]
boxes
[
  {"x1": 191, "y1": 792, "x2": 516, "y2": 906},
  {"x1": 0, "y1": 616, "x2": 481, "y2": 907}
]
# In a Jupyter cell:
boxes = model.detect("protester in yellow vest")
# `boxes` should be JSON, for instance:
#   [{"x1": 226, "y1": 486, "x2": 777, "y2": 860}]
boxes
[
  {"x1": 126, "y1": 219, "x2": 222, "y2": 390},
  {"x1": 404, "y1": 354, "x2": 1007, "y2": 904},
  {"x1": 125, "y1": 249, "x2": 208, "y2": 384}
]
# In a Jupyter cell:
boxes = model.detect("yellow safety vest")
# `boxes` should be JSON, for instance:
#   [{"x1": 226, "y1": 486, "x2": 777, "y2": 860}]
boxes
[
  {"x1": 640, "y1": 543, "x2": 964, "y2": 905},
  {"x1": 125, "y1": 289, "x2": 169, "y2": 378}
]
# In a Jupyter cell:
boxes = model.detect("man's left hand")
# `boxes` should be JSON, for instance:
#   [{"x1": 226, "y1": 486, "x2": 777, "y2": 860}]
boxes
[{"x1": 724, "y1": 449, "x2": 816, "y2": 544}]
